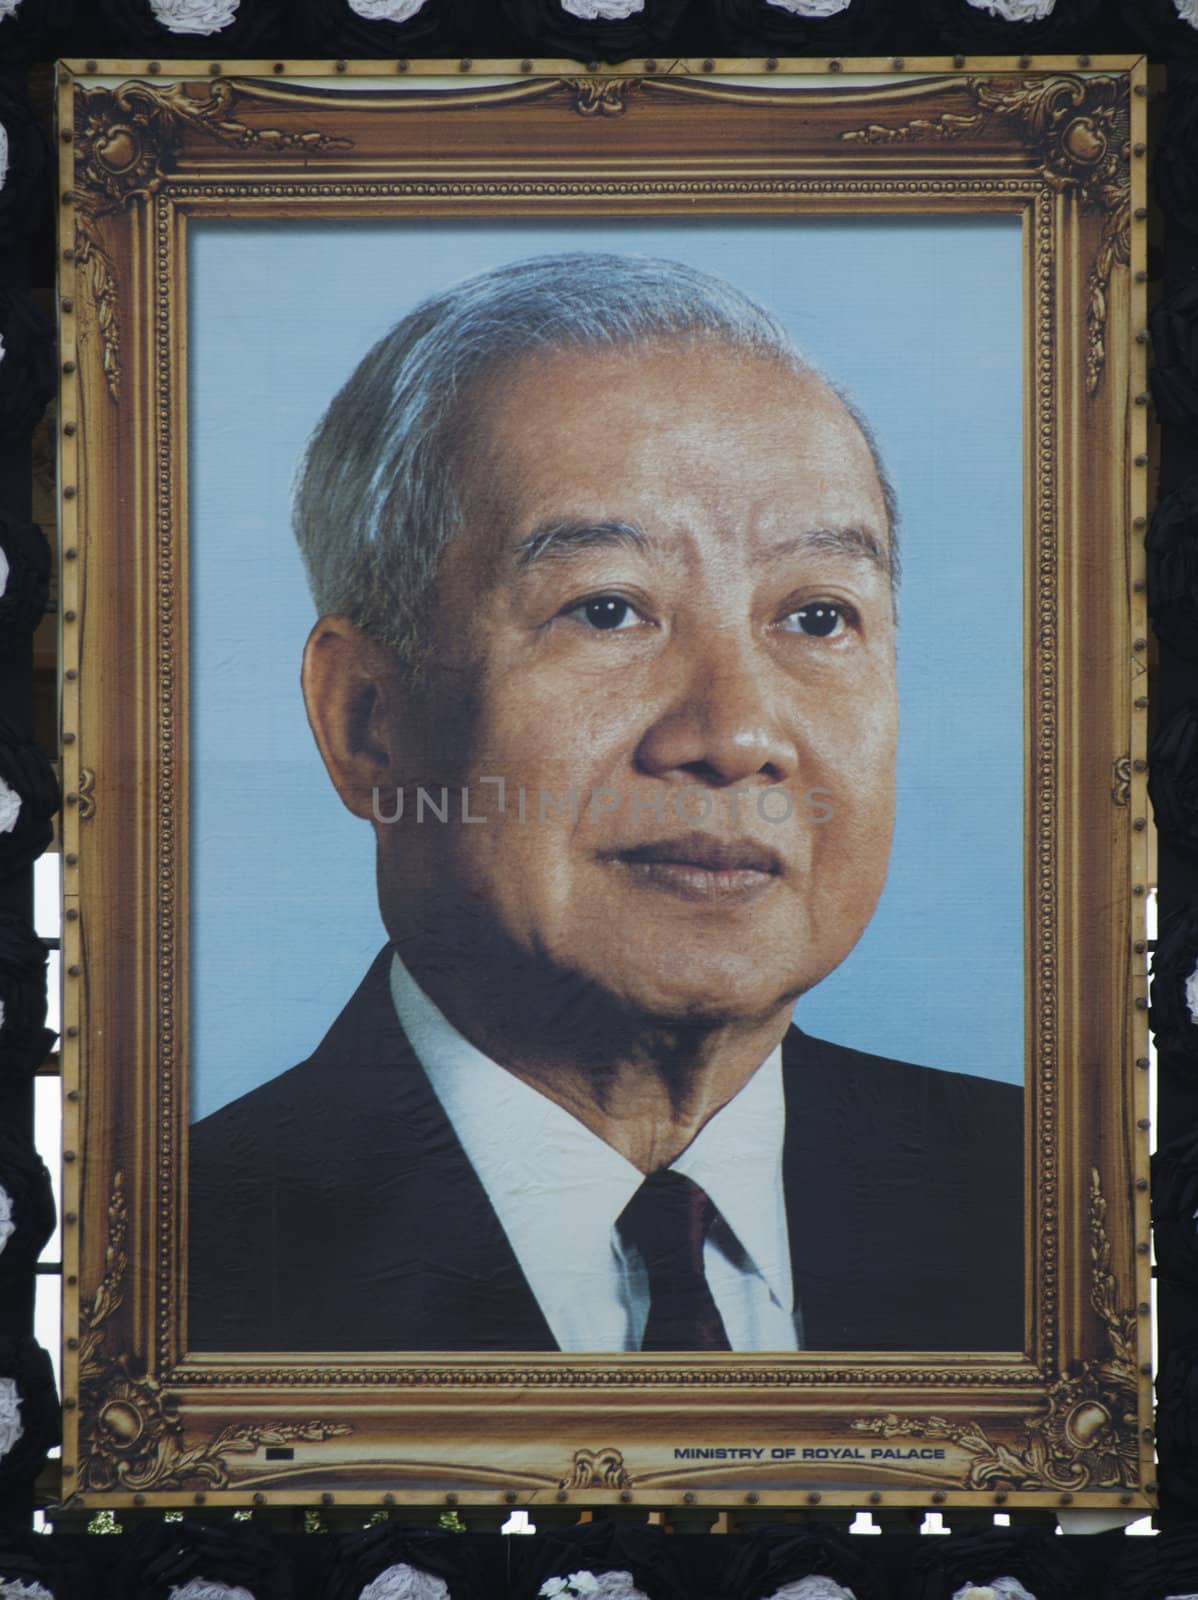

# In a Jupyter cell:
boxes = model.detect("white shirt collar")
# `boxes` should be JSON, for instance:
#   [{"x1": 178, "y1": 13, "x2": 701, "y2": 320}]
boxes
[
  {"x1": 671, "y1": 1054, "x2": 793, "y2": 1314},
  {"x1": 389, "y1": 952, "x2": 793, "y2": 1350}
]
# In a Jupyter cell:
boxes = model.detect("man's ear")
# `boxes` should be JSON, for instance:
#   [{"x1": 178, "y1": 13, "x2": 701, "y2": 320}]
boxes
[{"x1": 301, "y1": 616, "x2": 403, "y2": 821}]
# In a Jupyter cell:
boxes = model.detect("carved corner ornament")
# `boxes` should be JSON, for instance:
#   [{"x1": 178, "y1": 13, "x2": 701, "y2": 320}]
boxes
[
  {"x1": 70, "y1": 79, "x2": 354, "y2": 403},
  {"x1": 843, "y1": 75, "x2": 1130, "y2": 396},
  {"x1": 850, "y1": 1169, "x2": 1140, "y2": 1492},
  {"x1": 75, "y1": 1172, "x2": 351, "y2": 1496}
]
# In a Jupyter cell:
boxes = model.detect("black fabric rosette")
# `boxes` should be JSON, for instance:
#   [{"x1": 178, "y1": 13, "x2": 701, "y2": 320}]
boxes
[
  {"x1": 325, "y1": 1522, "x2": 500, "y2": 1600},
  {"x1": 1150, "y1": 903, "x2": 1198, "y2": 1059},
  {"x1": 906, "y1": 1529, "x2": 1083, "y2": 1600},
  {"x1": 700, "y1": 0, "x2": 891, "y2": 55},
  {"x1": 0, "y1": 0, "x2": 75, "y2": 59},
  {"x1": 0, "y1": 514, "x2": 51, "y2": 654},
  {"x1": 718, "y1": 1523, "x2": 885, "y2": 1600},
  {"x1": 0, "y1": 73, "x2": 51, "y2": 242},
  {"x1": 301, "y1": 0, "x2": 483, "y2": 56},
  {"x1": 0, "y1": 717, "x2": 59, "y2": 882},
  {"x1": 0, "y1": 1335, "x2": 59, "y2": 1492},
  {"x1": 1103, "y1": 1525, "x2": 1198, "y2": 1600},
  {"x1": 916, "y1": 0, "x2": 1101, "y2": 52},
  {"x1": 0, "y1": 1124, "x2": 55, "y2": 1279},
  {"x1": 0, "y1": 290, "x2": 55, "y2": 447},
  {"x1": 1151, "y1": 289, "x2": 1198, "y2": 437},
  {"x1": 0, "y1": 913, "x2": 55, "y2": 1093},
  {"x1": 511, "y1": 1521, "x2": 695, "y2": 1600},
  {"x1": 1156, "y1": 68, "x2": 1198, "y2": 238},
  {"x1": 1154, "y1": 1127, "x2": 1198, "y2": 1293},
  {"x1": 1121, "y1": 0, "x2": 1198, "y2": 54},
  {"x1": 114, "y1": 1519, "x2": 293, "y2": 1600},
  {"x1": 498, "y1": 0, "x2": 693, "y2": 62},
  {"x1": 0, "y1": 1533, "x2": 92, "y2": 1600},
  {"x1": 1149, "y1": 703, "x2": 1198, "y2": 865},
  {"x1": 1157, "y1": 1348, "x2": 1198, "y2": 1510},
  {"x1": 80, "y1": 0, "x2": 287, "y2": 55}
]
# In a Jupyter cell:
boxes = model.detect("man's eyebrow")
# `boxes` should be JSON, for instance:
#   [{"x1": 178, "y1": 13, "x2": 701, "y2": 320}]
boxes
[
  {"x1": 512, "y1": 519, "x2": 648, "y2": 570},
  {"x1": 766, "y1": 527, "x2": 890, "y2": 572}
]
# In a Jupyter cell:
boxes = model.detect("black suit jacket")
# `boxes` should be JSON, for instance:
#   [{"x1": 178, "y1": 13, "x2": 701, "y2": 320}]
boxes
[{"x1": 189, "y1": 949, "x2": 1023, "y2": 1353}]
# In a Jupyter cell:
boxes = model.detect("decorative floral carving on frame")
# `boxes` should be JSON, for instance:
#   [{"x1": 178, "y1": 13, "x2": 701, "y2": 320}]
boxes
[
  {"x1": 1111, "y1": 754, "x2": 1132, "y2": 806},
  {"x1": 76, "y1": 767, "x2": 96, "y2": 822},
  {"x1": 565, "y1": 78, "x2": 641, "y2": 117},
  {"x1": 560, "y1": 1446, "x2": 634, "y2": 1490},
  {"x1": 851, "y1": 1169, "x2": 1140, "y2": 1491},
  {"x1": 74, "y1": 1172, "x2": 352, "y2": 1496},
  {"x1": 71, "y1": 79, "x2": 354, "y2": 401},
  {"x1": 843, "y1": 75, "x2": 1130, "y2": 395}
]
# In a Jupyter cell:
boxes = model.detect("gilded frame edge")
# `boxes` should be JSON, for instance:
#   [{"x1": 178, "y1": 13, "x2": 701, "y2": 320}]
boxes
[{"x1": 55, "y1": 55, "x2": 1154, "y2": 1511}]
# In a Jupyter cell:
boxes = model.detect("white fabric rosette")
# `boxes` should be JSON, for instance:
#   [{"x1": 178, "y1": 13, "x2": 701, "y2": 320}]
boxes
[
  {"x1": 951, "y1": 1578, "x2": 1038, "y2": 1600},
  {"x1": 149, "y1": 0, "x2": 241, "y2": 31},
  {"x1": 0, "y1": 1580, "x2": 55, "y2": 1600},
  {"x1": 359, "y1": 1562, "x2": 452, "y2": 1600},
  {"x1": 348, "y1": 0, "x2": 432, "y2": 19},
  {"x1": 0, "y1": 1378, "x2": 22, "y2": 1461},
  {"x1": 560, "y1": 0, "x2": 646, "y2": 18},
  {"x1": 766, "y1": 1575, "x2": 858, "y2": 1600},
  {"x1": 764, "y1": 0, "x2": 853, "y2": 15},
  {"x1": 964, "y1": 0, "x2": 1055, "y2": 18},
  {"x1": 540, "y1": 1572, "x2": 648, "y2": 1600},
  {"x1": 166, "y1": 1581, "x2": 258, "y2": 1600}
]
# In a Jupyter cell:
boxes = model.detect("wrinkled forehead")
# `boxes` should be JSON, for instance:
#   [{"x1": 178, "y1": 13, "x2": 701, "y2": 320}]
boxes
[
  {"x1": 458, "y1": 334, "x2": 886, "y2": 523},
  {"x1": 430, "y1": 337, "x2": 893, "y2": 625}
]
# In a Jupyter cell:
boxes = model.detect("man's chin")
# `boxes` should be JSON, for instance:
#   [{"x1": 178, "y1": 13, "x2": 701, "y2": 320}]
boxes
[{"x1": 595, "y1": 959, "x2": 809, "y2": 1035}]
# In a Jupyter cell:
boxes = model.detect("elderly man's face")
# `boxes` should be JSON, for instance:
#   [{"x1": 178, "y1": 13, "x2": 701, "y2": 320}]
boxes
[{"x1": 378, "y1": 339, "x2": 897, "y2": 1028}]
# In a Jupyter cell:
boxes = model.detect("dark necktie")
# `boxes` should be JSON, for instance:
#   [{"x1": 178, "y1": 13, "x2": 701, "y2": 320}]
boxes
[{"x1": 618, "y1": 1168, "x2": 732, "y2": 1351}]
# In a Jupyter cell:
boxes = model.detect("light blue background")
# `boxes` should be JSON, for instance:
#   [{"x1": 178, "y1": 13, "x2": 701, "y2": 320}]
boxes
[{"x1": 189, "y1": 217, "x2": 1025, "y2": 1122}]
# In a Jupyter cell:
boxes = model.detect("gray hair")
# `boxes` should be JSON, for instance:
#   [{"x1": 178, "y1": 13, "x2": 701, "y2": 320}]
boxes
[{"x1": 293, "y1": 252, "x2": 898, "y2": 674}]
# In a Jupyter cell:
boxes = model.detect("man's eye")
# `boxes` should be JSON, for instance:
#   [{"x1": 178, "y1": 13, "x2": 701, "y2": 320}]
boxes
[
  {"x1": 567, "y1": 595, "x2": 640, "y2": 631},
  {"x1": 781, "y1": 603, "x2": 849, "y2": 638}
]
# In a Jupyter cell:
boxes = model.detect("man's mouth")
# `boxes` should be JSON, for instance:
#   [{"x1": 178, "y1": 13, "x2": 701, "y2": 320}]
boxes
[{"x1": 601, "y1": 831, "x2": 783, "y2": 903}]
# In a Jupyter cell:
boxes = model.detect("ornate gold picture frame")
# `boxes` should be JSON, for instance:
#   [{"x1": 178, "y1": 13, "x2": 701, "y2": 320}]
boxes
[{"x1": 57, "y1": 56, "x2": 1152, "y2": 1511}]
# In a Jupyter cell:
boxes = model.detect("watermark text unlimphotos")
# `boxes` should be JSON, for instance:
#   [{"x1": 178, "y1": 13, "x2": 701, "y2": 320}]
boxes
[{"x1": 371, "y1": 780, "x2": 833, "y2": 826}]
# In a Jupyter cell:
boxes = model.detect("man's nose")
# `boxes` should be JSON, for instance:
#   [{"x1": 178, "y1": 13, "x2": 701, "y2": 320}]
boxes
[{"x1": 634, "y1": 636, "x2": 800, "y2": 787}]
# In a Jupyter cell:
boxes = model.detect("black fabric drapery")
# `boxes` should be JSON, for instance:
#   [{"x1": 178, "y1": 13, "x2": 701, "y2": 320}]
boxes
[
  {"x1": 0, "y1": 914, "x2": 54, "y2": 1093},
  {"x1": 906, "y1": 1528, "x2": 1085, "y2": 1600},
  {"x1": 0, "y1": 718, "x2": 59, "y2": 883},
  {"x1": 0, "y1": 1335, "x2": 59, "y2": 1492},
  {"x1": 0, "y1": 515, "x2": 50, "y2": 656},
  {"x1": 1157, "y1": 1349, "x2": 1198, "y2": 1511},
  {"x1": 0, "y1": 1125, "x2": 55, "y2": 1279},
  {"x1": 302, "y1": 0, "x2": 484, "y2": 56},
  {"x1": 916, "y1": 0, "x2": 1101, "y2": 52},
  {"x1": 1149, "y1": 481, "x2": 1198, "y2": 663},
  {"x1": 324, "y1": 1522, "x2": 502, "y2": 1600},
  {"x1": 113, "y1": 1518, "x2": 297, "y2": 1600},
  {"x1": 499, "y1": 0, "x2": 693, "y2": 61},
  {"x1": 719, "y1": 1523, "x2": 887, "y2": 1600},
  {"x1": 1156, "y1": 68, "x2": 1198, "y2": 239},
  {"x1": 75, "y1": 0, "x2": 287, "y2": 55},
  {"x1": 1149, "y1": 703, "x2": 1198, "y2": 865},
  {"x1": 1155, "y1": 1127, "x2": 1198, "y2": 1294},
  {"x1": 700, "y1": 0, "x2": 891, "y2": 54},
  {"x1": 0, "y1": 292, "x2": 54, "y2": 447}
]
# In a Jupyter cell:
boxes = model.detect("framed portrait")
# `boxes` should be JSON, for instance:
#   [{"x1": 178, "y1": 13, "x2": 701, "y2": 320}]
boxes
[{"x1": 58, "y1": 55, "x2": 1153, "y2": 1510}]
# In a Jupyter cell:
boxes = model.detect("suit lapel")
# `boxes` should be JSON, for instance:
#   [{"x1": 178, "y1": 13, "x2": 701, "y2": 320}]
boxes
[{"x1": 292, "y1": 948, "x2": 560, "y2": 1352}]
